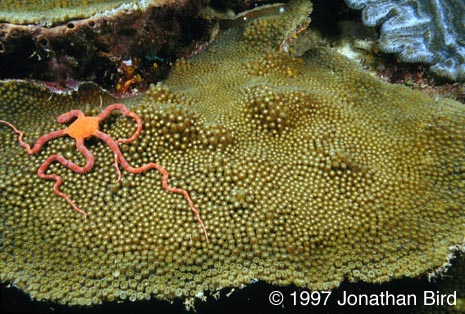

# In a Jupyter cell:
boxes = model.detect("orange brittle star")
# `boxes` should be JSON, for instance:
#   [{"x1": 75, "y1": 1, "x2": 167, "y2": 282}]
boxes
[{"x1": 0, "y1": 104, "x2": 209, "y2": 242}]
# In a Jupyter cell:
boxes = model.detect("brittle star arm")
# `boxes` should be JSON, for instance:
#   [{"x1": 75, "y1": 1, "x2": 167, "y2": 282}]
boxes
[
  {"x1": 96, "y1": 104, "x2": 142, "y2": 144},
  {"x1": 0, "y1": 120, "x2": 66, "y2": 154},
  {"x1": 56, "y1": 110, "x2": 85, "y2": 124},
  {"x1": 94, "y1": 130, "x2": 209, "y2": 242},
  {"x1": 37, "y1": 138, "x2": 94, "y2": 218},
  {"x1": 96, "y1": 104, "x2": 143, "y2": 180}
]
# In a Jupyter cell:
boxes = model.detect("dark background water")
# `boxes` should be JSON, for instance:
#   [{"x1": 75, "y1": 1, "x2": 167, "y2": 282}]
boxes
[{"x1": 1, "y1": 270, "x2": 460, "y2": 314}]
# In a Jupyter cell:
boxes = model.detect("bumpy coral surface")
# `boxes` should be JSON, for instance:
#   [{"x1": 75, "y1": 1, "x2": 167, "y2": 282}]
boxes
[
  {"x1": 0, "y1": 0, "x2": 158, "y2": 26},
  {"x1": 345, "y1": 0, "x2": 465, "y2": 82},
  {"x1": 1, "y1": 0, "x2": 464, "y2": 307}
]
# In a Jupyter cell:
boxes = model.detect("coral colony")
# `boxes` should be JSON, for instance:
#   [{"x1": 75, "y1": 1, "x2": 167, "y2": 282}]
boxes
[
  {"x1": 0, "y1": 104, "x2": 208, "y2": 240},
  {"x1": 0, "y1": 0, "x2": 464, "y2": 310},
  {"x1": 345, "y1": 0, "x2": 465, "y2": 81}
]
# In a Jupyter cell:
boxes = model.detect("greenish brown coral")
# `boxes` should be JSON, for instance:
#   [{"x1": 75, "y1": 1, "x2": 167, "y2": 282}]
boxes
[
  {"x1": 1, "y1": 0, "x2": 464, "y2": 307},
  {"x1": 0, "y1": 0, "x2": 158, "y2": 26}
]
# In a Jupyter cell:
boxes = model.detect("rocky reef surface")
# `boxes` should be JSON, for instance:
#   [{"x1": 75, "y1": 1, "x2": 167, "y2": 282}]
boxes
[{"x1": 0, "y1": 0, "x2": 209, "y2": 94}]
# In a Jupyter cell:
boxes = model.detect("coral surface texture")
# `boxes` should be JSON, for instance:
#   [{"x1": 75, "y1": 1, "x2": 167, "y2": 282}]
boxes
[
  {"x1": 345, "y1": 0, "x2": 465, "y2": 82},
  {"x1": 0, "y1": 0, "x2": 464, "y2": 307},
  {"x1": 0, "y1": 0, "x2": 158, "y2": 26}
]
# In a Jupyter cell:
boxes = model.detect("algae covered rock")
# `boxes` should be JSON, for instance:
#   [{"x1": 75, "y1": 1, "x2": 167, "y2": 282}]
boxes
[
  {"x1": 0, "y1": 0, "x2": 209, "y2": 93},
  {"x1": 0, "y1": 0, "x2": 464, "y2": 307}
]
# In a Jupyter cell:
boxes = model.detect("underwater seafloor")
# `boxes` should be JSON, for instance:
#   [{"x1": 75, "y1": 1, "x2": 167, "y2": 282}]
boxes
[{"x1": 1, "y1": 0, "x2": 465, "y2": 314}]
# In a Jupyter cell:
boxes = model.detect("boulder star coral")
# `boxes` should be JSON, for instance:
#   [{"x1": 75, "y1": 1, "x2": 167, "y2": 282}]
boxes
[
  {"x1": 0, "y1": 104, "x2": 208, "y2": 241},
  {"x1": 0, "y1": 0, "x2": 464, "y2": 307}
]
